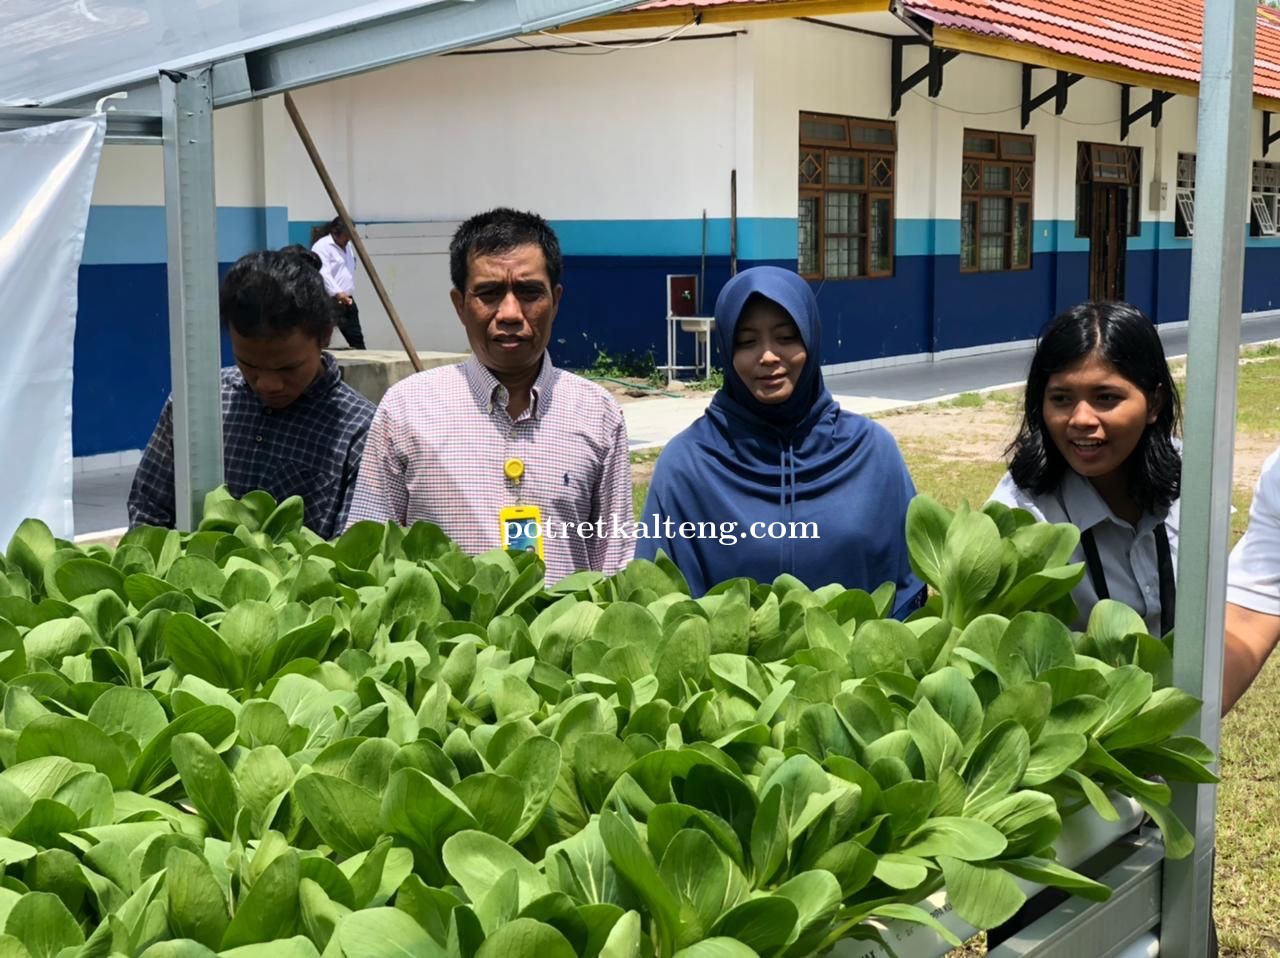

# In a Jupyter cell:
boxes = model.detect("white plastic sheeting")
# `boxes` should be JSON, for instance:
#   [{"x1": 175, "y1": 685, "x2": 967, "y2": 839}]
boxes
[
  {"x1": 0, "y1": 0, "x2": 452, "y2": 106},
  {"x1": 0, "y1": 115, "x2": 105, "y2": 543}
]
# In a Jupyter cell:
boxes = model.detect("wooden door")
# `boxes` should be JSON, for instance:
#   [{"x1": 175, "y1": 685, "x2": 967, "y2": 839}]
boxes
[{"x1": 1088, "y1": 184, "x2": 1128, "y2": 302}]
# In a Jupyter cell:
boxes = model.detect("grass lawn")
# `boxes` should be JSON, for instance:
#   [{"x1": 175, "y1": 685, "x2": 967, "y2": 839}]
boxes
[{"x1": 629, "y1": 348, "x2": 1280, "y2": 955}]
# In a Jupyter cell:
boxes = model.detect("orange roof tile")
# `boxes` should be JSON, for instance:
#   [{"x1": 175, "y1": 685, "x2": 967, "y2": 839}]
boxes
[
  {"x1": 623, "y1": 0, "x2": 1280, "y2": 102},
  {"x1": 907, "y1": 0, "x2": 1280, "y2": 101}
]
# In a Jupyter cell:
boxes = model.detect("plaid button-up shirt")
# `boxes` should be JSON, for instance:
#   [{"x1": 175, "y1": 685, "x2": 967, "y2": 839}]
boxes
[
  {"x1": 128, "y1": 353, "x2": 375, "y2": 539},
  {"x1": 346, "y1": 355, "x2": 634, "y2": 581}
]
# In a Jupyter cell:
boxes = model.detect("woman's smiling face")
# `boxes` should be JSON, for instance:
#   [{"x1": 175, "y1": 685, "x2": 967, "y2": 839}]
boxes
[
  {"x1": 731, "y1": 298, "x2": 808, "y2": 405},
  {"x1": 1042, "y1": 350, "x2": 1159, "y2": 483}
]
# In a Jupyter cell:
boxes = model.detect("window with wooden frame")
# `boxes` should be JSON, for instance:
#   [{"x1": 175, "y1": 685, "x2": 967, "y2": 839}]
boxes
[
  {"x1": 1075, "y1": 143, "x2": 1142, "y2": 238},
  {"x1": 798, "y1": 112, "x2": 895, "y2": 280},
  {"x1": 1252, "y1": 161, "x2": 1280, "y2": 237},
  {"x1": 961, "y1": 130, "x2": 1035, "y2": 272},
  {"x1": 1175, "y1": 153, "x2": 1196, "y2": 238}
]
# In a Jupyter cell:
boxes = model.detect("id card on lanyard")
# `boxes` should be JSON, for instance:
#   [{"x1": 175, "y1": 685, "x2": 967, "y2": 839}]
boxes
[
  {"x1": 499, "y1": 504, "x2": 544, "y2": 559},
  {"x1": 499, "y1": 457, "x2": 544, "y2": 559}
]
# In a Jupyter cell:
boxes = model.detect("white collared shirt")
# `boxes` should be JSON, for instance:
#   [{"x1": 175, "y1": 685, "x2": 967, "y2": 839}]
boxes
[
  {"x1": 990, "y1": 470, "x2": 1179, "y2": 633},
  {"x1": 1228, "y1": 447, "x2": 1280, "y2": 614},
  {"x1": 311, "y1": 234, "x2": 357, "y2": 297}
]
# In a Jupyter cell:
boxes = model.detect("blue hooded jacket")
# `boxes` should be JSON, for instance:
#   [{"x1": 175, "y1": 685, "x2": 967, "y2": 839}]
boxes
[{"x1": 636, "y1": 267, "x2": 924, "y2": 609}]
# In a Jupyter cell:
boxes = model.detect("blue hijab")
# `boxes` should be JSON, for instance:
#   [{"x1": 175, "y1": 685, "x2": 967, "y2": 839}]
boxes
[{"x1": 637, "y1": 267, "x2": 923, "y2": 609}]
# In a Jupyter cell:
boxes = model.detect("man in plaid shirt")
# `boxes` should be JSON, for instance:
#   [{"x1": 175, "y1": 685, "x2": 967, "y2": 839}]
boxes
[
  {"x1": 345, "y1": 208, "x2": 634, "y2": 581},
  {"x1": 128, "y1": 248, "x2": 376, "y2": 539}
]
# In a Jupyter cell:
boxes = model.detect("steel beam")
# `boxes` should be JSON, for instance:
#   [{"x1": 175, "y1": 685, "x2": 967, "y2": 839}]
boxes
[
  {"x1": 161, "y1": 68, "x2": 224, "y2": 530},
  {"x1": 1160, "y1": 0, "x2": 1257, "y2": 952},
  {"x1": 0, "y1": 107, "x2": 161, "y2": 144}
]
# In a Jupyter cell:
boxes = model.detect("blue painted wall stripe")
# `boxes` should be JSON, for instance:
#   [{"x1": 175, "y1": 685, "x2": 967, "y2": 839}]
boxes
[
  {"x1": 290, "y1": 216, "x2": 800, "y2": 261},
  {"x1": 73, "y1": 241, "x2": 1280, "y2": 456},
  {"x1": 90, "y1": 206, "x2": 1280, "y2": 265},
  {"x1": 82, "y1": 206, "x2": 290, "y2": 265}
]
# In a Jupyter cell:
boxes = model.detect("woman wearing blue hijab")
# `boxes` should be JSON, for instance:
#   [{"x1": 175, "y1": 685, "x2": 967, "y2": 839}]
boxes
[{"x1": 636, "y1": 266, "x2": 924, "y2": 610}]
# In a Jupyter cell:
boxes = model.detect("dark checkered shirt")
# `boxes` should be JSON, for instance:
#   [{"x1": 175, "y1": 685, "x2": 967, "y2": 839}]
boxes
[{"x1": 128, "y1": 353, "x2": 375, "y2": 538}]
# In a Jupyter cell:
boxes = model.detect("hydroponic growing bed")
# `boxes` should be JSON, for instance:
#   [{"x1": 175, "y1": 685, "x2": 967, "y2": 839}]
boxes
[{"x1": 0, "y1": 489, "x2": 1212, "y2": 957}]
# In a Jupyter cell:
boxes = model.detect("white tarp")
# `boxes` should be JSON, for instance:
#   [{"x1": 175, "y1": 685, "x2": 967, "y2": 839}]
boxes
[
  {"x1": 0, "y1": 114, "x2": 105, "y2": 544},
  {"x1": 0, "y1": 0, "x2": 453, "y2": 106}
]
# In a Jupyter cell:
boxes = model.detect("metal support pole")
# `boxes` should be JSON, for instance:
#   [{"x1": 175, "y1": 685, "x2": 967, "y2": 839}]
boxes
[
  {"x1": 1161, "y1": 0, "x2": 1257, "y2": 953},
  {"x1": 161, "y1": 67, "x2": 223, "y2": 530}
]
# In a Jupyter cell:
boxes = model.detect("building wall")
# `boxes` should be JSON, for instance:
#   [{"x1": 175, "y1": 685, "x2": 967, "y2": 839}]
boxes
[
  {"x1": 745, "y1": 18, "x2": 1280, "y2": 365},
  {"x1": 283, "y1": 33, "x2": 767, "y2": 366},
  {"x1": 73, "y1": 18, "x2": 1280, "y2": 457}
]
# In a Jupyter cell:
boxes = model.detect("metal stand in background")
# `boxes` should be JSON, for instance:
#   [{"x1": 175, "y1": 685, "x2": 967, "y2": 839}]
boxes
[
  {"x1": 1161, "y1": 0, "x2": 1257, "y2": 952},
  {"x1": 161, "y1": 67, "x2": 223, "y2": 530},
  {"x1": 661, "y1": 273, "x2": 714, "y2": 384},
  {"x1": 665, "y1": 315, "x2": 715, "y2": 384}
]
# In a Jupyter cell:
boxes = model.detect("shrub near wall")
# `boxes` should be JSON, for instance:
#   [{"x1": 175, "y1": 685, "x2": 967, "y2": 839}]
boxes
[{"x1": 0, "y1": 489, "x2": 1213, "y2": 958}]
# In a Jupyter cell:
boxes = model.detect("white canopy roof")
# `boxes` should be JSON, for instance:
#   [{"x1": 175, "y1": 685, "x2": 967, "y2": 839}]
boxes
[{"x1": 1, "y1": 0, "x2": 645, "y2": 110}]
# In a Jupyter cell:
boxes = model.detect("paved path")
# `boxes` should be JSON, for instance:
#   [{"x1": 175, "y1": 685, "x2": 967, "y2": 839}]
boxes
[{"x1": 823, "y1": 314, "x2": 1280, "y2": 404}]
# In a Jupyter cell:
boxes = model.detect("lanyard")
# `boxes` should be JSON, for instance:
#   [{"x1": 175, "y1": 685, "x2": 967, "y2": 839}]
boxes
[
  {"x1": 504, "y1": 458, "x2": 525, "y2": 504},
  {"x1": 1080, "y1": 524, "x2": 1177, "y2": 636}
]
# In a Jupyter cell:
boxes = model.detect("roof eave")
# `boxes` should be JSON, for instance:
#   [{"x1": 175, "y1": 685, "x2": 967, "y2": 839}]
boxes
[
  {"x1": 546, "y1": 0, "x2": 890, "y2": 33},
  {"x1": 931, "y1": 24, "x2": 1280, "y2": 113}
]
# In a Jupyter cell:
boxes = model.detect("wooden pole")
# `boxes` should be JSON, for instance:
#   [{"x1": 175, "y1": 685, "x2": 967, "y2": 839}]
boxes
[
  {"x1": 698, "y1": 208, "x2": 707, "y2": 313},
  {"x1": 729, "y1": 169, "x2": 738, "y2": 277},
  {"x1": 282, "y1": 92, "x2": 423, "y2": 372}
]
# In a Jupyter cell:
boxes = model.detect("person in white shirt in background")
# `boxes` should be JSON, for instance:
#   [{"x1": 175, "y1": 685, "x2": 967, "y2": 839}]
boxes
[
  {"x1": 989, "y1": 301, "x2": 1182, "y2": 635},
  {"x1": 311, "y1": 216, "x2": 366, "y2": 349},
  {"x1": 1221, "y1": 448, "x2": 1280, "y2": 713}
]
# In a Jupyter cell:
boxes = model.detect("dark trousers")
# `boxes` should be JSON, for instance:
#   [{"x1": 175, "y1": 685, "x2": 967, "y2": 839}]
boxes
[{"x1": 337, "y1": 299, "x2": 365, "y2": 349}]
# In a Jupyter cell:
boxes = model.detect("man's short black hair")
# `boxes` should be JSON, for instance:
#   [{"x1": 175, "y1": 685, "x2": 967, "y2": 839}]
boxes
[
  {"x1": 449, "y1": 208, "x2": 562, "y2": 291},
  {"x1": 220, "y1": 249, "x2": 335, "y2": 342},
  {"x1": 278, "y1": 243, "x2": 323, "y2": 272}
]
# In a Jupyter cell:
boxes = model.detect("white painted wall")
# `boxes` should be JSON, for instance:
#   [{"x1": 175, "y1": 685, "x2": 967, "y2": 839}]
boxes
[
  {"x1": 354, "y1": 221, "x2": 463, "y2": 352},
  {"x1": 750, "y1": 20, "x2": 894, "y2": 220},
  {"x1": 92, "y1": 142, "x2": 163, "y2": 206},
  {"x1": 283, "y1": 32, "x2": 746, "y2": 223}
]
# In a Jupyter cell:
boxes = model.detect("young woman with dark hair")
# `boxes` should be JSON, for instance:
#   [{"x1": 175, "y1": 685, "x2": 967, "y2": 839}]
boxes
[{"x1": 991, "y1": 301, "x2": 1182, "y2": 634}]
